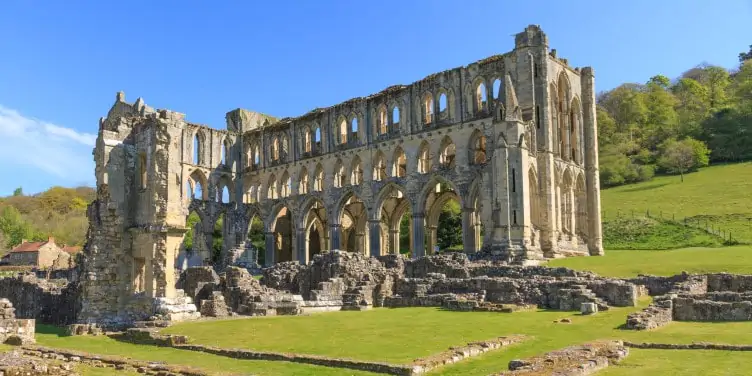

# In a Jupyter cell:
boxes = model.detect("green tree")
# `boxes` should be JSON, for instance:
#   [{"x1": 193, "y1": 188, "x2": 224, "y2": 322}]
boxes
[
  {"x1": 436, "y1": 200, "x2": 462, "y2": 251},
  {"x1": 672, "y1": 78, "x2": 709, "y2": 137},
  {"x1": 12, "y1": 187, "x2": 22, "y2": 197},
  {"x1": 643, "y1": 76, "x2": 679, "y2": 150},
  {"x1": 657, "y1": 138, "x2": 710, "y2": 182},
  {"x1": 0, "y1": 206, "x2": 37, "y2": 248},
  {"x1": 731, "y1": 61, "x2": 752, "y2": 107},
  {"x1": 182, "y1": 211, "x2": 201, "y2": 252},
  {"x1": 701, "y1": 108, "x2": 752, "y2": 162},
  {"x1": 740, "y1": 45, "x2": 752, "y2": 63}
]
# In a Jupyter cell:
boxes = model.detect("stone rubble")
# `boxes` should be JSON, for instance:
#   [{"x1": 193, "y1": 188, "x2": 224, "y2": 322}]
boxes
[{"x1": 495, "y1": 340, "x2": 629, "y2": 375}]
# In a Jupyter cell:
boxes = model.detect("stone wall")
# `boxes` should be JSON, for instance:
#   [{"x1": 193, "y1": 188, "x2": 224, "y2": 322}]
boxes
[
  {"x1": 706, "y1": 273, "x2": 752, "y2": 292},
  {"x1": 494, "y1": 340, "x2": 628, "y2": 375},
  {"x1": 0, "y1": 274, "x2": 79, "y2": 325},
  {"x1": 0, "y1": 299, "x2": 35, "y2": 345},
  {"x1": 673, "y1": 293, "x2": 752, "y2": 321}
]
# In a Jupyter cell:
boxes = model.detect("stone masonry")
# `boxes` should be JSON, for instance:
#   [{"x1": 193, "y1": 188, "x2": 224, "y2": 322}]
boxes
[{"x1": 75, "y1": 25, "x2": 603, "y2": 326}]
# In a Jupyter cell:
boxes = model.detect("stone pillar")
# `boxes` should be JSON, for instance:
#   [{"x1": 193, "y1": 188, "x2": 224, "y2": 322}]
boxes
[
  {"x1": 389, "y1": 229, "x2": 400, "y2": 255},
  {"x1": 411, "y1": 213, "x2": 425, "y2": 258},
  {"x1": 264, "y1": 232, "x2": 275, "y2": 266},
  {"x1": 330, "y1": 224, "x2": 342, "y2": 250},
  {"x1": 426, "y1": 225, "x2": 437, "y2": 254},
  {"x1": 462, "y1": 207, "x2": 476, "y2": 254},
  {"x1": 296, "y1": 228, "x2": 307, "y2": 264},
  {"x1": 581, "y1": 67, "x2": 604, "y2": 255},
  {"x1": 368, "y1": 220, "x2": 381, "y2": 257}
]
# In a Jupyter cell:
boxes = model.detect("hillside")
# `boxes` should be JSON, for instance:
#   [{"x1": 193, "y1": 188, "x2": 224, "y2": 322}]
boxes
[
  {"x1": 0, "y1": 186, "x2": 94, "y2": 252},
  {"x1": 600, "y1": 162, "x2": 752, "y2": 247}
]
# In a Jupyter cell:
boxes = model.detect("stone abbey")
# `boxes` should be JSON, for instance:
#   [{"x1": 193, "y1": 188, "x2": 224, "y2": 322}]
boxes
[{"x1": 78, "y1": 25, "x2": 603, "y2": 324}]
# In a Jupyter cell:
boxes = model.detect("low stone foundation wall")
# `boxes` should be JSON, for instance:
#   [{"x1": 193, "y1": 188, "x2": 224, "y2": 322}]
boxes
[
  {"x1": 0, "y1": 350, "x2": 74, "y2": 376},
  {"x1": 492, "y1": 340, "x2": 629, "y2": 375},
  {"x1": 707, "y1": 273, "x2": 752, "y2": 292},
  {"x1": 21, "y1": 345, "x2": 217, "y2": 376},
  {"x1": 624, "y1": 341, "x2": 752, "y2": 351},
  {"x1": 625, "y1": 295, "x2": 674, "y2": 330},
  {"x1": 674, "y1": 294, "x2": 752, "y2": 321},
  {"x1": 0, "y1": 274, "x2": 79, "y2": 325}
]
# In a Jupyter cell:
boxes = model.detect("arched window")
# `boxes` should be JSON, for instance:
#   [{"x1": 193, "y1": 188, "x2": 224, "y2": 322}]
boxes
[
  {"x1": 417, "y1": 142, "x2": 430, "y2": 174},
  {"x1": 268, "y1": 175, "x2": 278, "y2": 199},
  {"x1": 422, "y1": 93, "x2": 434, "y2": 125},
  {"x1": 339, "y1": 118, "x2": 348, "y2": 144},
  {"x1": 493, "y1": 78, "x2": 501, "y2": 99},
  {"x1": 351, "y1": 157, "x2": 363, "y2": 185},
  {"x1": 391, "y1": 106, "x2": 400, "y2": 128},
  {"x1": 472, "y1": 132, "x2": 487, "y2": 165},
  {"x1": 439, "y1": 93, "x2": 448, "y2": 114},
  {"x1": 247, "y1": 185, "x2": 258, "y2": 203},
  {"x1": 281, "y1": 172, "x2": 291, "y2": 197},
  {"x1": 186, "y1": 180, "x2": 194, "y2": 199},
  {"x1": 314, "y1": 127, "x2": 322, "y2": 152},
  {"x1": 272, "y1": 137, "x2": 280, "y2": 161},
  {"x1": 314, "y1": 165, "x2": 324, "y2": 191},
  {"x1": 475, "y1": 82, "x2": 487, "y2": 113},
  {"x1": 350, "y1": 117, "x2": 358, "y2": 143},
  {"x1": 373, "y1": 152, "x2": 386, "y2": 181},
  {"x1": 300, "y1": 169, "x2": 309, "y2": 194},
  {"x1": 221, "y1": 185, "x2": 230, "y2": 203},
  {"x1": 393, "y1": 148, "x2": 407, "y2": 178},
  {"x1": 334, "y1": 160, "x2": 345, "y2": 188},
  {"x1": 440, "y1": 137, "x2": 456, "y2": 169},
  {"x1": 378, "y1": 107, "x2": 388, "y2": 135},
  {"x1": 193, "y1": 133, "x2": 203, "y2": 165},
  {"x1": 253, "y1": 146, "x2": 260, "y2": 167},
  {"x1": 304, "y1": 128, "x2": 312, "y2": 153}
]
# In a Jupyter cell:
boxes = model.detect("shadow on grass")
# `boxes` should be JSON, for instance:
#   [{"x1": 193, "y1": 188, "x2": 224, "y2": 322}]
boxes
[
  {"x1": 36, "y1": 324, "x2": 71, "y2": 337},
  {"x1": 619, "y1": 182, "x2": 671, "y2": 193}
]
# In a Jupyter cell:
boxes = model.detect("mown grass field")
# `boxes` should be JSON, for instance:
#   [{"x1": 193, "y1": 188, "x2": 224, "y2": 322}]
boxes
[
  {"x1": 157, "y1": 301, "x2": 752, "y2": 375},
  {"x1": 35, "y1": 325, "x2": 378, "y2": 376},
  {"x1": 600, "y1": 162, "x2": 752, "y2": 246},
  {"x1": 548, "y1": 245, "x2": 752, "y2": 277}
]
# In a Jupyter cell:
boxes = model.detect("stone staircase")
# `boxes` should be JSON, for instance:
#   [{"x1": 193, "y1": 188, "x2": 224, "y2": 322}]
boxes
[
  {"x1": 341, "y1": 279, "x2": 375, "y2": 311},
  {"x1": 153, "y1": 289, "x2": 200, "y2": 322},
  {"x1": 553, "y1": 284, "x2": 610, "y2": 312}
]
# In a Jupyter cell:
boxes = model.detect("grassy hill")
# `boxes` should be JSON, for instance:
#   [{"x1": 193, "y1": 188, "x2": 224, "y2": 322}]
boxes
[
  {"x1": 0, "y1": 186, "x2": 94, "y2": 252},
  {"x1": 600, "y1": 162, "x2": 752, "y2": 248}
]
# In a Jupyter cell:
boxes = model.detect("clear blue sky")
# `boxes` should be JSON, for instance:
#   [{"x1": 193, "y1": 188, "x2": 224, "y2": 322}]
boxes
[{"x1": 0, "y1": 0, "x2": 750, "y2": 196}]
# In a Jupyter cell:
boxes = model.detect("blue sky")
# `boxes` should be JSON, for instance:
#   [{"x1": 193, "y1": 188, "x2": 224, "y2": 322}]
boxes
[{"x1": 0, "y1": 0, "x2": 750, "y2": 196}]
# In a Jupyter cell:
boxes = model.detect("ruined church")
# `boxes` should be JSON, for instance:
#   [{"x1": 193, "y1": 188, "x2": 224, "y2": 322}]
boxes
[{"x1": 78, "y1": 25, "x2": 603, "y2": 325}]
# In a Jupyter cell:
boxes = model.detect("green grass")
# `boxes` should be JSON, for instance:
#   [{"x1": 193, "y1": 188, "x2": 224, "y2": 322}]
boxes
[
  {"x1": 159, "y1": 302, "x2": 752, "y2": 375},
  {"x1": 601, "y1": 163, "x2": 752, "y2": 244},
  {"x1": 77, "y1": 365, "x2": 141, "y2": 376},
  {"x1": 603, "y1": 217, "x2": 723, "y2": 250},
  {"x1": 602, "y1": 348, "x2": 752, "y2": 376},
  {"x1": 35, "y1": 325, "x2": 377, "y2": 376},
  {"x1": 548, "y1": 246, "x2": 752, "y2": 278}
]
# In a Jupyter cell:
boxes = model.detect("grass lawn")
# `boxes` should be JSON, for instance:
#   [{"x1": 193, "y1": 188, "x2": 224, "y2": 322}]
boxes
[
  {"x1": 77, "y1": 365, "x2": 141, "y2": 376},
  {"x1": 601, "y1": 162, "x2": 752, "y2": 244},
  {"x1": 158, "y1": 302, "x2": 752, "y2": 375},
  {"x1": 601, "y1": 348, "x2": 752, "y2": 376},
  {"x1": 35, "y1": 325, "x2": 378, "y2": 376},
  {"x1": 547, "y1": 245, "x2": 752, "y2": 277}
]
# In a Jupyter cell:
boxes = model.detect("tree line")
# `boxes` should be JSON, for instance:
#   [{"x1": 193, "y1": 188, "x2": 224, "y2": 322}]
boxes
[{"x1": 597, "y1": 45, "x2": 752, "y2": 187}]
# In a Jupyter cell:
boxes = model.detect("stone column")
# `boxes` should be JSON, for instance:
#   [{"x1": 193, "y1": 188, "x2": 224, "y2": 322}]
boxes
[
  {"x1": 330, "y1": 223, "x2": 342, "y2": 250},
  {"x1": 264, "y1": 232, "x2": 275, "y2": 266},
  {"x1": 462, "y1": 208, "x2": 476, "y2": 253},
  {"x1": 581, "y1": 67, "x2": 604, "y2": 255},
  {"x1": 427, "y1": 225, "x2": 437, "y2": 254},
  {"x1": 296, "y1": 228, "x2": 307, "y2": 264},
  {"x1": 368, "y1": 220, "x2": 381, "y2": 257},
  {"x1": 411, "y1": 213, "x2": 425, "y2": 258},
  {"x1": 389, "y1": 229, "x2": 400, "y2": 255}
]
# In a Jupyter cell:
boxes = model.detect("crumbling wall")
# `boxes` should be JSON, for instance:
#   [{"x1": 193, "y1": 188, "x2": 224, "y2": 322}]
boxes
[
  {"x1": 0, "y1": 274, "x2": 79, "y2": 325},
  {"x1": 707, "y1": 273, "x2": 752, "y2": 292}
]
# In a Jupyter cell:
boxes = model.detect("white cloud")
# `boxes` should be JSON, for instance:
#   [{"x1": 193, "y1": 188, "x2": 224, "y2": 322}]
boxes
[{"x1": 0, "y1": 105, "x2": 96, "y2": 186}]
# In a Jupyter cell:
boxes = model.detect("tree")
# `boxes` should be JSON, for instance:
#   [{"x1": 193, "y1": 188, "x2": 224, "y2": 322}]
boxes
[
  {"x1": 740, "y1": 45, "x2": 752, "y2": 64},
  {"x1": 12, "y1": 187, "x2": 22, "y2": 197},
  {"x1": 643, "y1": 76, "x2": 679, "y2": 150},
  {"x1": 657, "y1": 138, "x2": 710, "y2": 182},
  {"x1": 672, "y1": 78, "x2": 709, "y2": 137}
]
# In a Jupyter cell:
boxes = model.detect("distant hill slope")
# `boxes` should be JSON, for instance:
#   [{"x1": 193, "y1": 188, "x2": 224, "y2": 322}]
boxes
[
  {"x1": 0, "y1": 186, "x2": 94, "y2": 252},
  {"x1": 601, "y1": 162, "x2": 752, "y2": 247}
]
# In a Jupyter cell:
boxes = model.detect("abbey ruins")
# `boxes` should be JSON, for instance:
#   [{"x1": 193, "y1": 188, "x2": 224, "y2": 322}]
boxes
[{"x1": 73, "y1": 25, "x2": 605, "y2": 325}]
